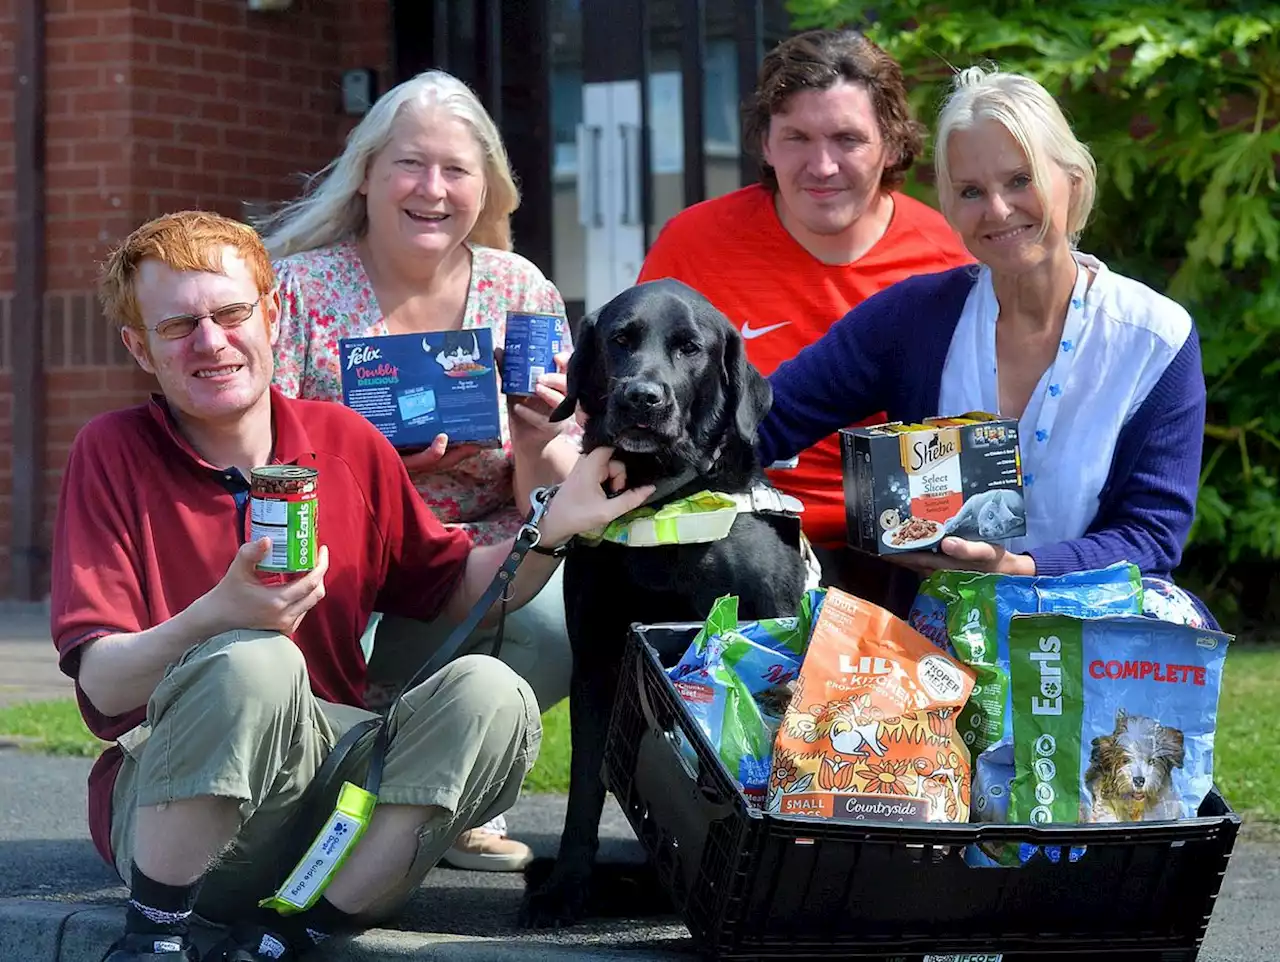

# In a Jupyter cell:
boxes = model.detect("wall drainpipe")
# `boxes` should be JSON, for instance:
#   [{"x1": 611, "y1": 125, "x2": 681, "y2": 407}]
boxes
[{"x1": 13, "y1": 0, "x2": 47, "y2": 601}]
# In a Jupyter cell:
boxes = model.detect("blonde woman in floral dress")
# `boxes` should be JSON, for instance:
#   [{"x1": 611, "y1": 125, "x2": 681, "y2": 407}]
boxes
[{"x1": 261, "y1": 70, "x2": 579, "y2": 873}]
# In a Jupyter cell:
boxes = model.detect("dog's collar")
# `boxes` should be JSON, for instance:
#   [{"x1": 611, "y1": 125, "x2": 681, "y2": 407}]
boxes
[{"x1": 578, "y1": 483, "x2": 804, "y2": 548}]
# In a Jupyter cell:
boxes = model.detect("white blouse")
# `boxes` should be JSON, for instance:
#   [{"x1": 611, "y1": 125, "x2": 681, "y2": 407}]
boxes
[{"x1": 937, "y1": 252, "x2": 1194, "y2": 555}]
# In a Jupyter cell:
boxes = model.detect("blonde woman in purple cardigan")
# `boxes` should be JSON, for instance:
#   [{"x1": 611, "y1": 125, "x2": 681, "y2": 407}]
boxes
[{"x1": 758, "y1": 67, "x2": 1212, "y2": 626}]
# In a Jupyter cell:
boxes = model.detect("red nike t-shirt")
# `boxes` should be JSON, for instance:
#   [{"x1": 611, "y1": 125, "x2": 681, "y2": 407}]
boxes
[{"x1": 638, "y1": 184, "x2": 974, "y2": 547}]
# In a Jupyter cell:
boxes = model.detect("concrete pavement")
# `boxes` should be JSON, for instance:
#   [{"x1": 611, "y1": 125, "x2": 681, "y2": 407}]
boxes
[{"x1": 0, "y1": 602, "x2": 64, "y2": 708}]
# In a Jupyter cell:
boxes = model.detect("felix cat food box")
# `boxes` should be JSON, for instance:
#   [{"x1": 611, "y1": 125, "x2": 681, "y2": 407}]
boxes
[
  {"x1": 339, "y1": 330, "x2": 501, "y2": 451},
  {"x1": 840, "y1": 411, "x2": 1026, "y2": 556}
]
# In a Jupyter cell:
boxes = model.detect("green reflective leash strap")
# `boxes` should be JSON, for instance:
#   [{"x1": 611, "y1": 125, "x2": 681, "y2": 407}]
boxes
[{"x1": 260, "y1": 485, "x2": 561, "y2": 915}]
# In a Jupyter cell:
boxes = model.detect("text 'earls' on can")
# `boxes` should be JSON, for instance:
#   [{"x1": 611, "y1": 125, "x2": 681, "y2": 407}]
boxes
[
  {"x1": 502, "y1": 312, "x2": 564, "y2": 397},
  {"x1": 249, "y1": 466, "x2": 318, "y2": 573}
]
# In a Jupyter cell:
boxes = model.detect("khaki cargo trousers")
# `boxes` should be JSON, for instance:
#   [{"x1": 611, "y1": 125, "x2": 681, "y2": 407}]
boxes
[{"x1": 108, "y1": 628, "x2": 541, "y2": 925}]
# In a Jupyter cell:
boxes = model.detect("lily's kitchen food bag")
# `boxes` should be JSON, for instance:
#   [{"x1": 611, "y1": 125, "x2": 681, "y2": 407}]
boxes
[
  {"x1": 1007, "y1": 613, "x2": 1230, "y2": 826},
  {"x1": 767, "y1": 587, "x2": 976, "y2": 823}
]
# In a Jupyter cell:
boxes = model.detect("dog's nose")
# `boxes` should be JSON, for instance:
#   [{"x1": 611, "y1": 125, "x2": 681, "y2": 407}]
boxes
[
  {"x1": 622, "y1": 381, "x2": 665, "y2": 410},
  {"x1": 1132, "y1": 775, "x2": 1145, "y2": 788}
]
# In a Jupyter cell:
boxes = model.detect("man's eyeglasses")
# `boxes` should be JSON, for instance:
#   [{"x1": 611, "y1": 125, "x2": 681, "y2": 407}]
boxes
[{"x1": 149, "y1": 299, "x2": 261, "y2": 340}]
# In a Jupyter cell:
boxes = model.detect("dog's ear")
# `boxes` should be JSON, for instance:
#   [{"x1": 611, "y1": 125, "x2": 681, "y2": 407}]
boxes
[
  {"x1": 1114, "y1": 707, "x2": 1129, "y2": 732},
  {"x1": 1163, "y1": 725, "x2": 1186, "y2": 768},
  {"x1": 551, "y1": 307, "x2": 604, "y2": 423},
  {"x1": 1089, "y1": 734, "x2": 1111, "y2": 765},
  {"x1": 721, "y1": 322, "x2": 773, "y2": 446}
]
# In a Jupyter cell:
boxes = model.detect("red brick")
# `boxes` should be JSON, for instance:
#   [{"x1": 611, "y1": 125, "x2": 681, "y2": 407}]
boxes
[
  {"x1": 154, "y1": 144, "x2": 198, "y2": 168},
  {"x1": 198, "y1": 99, "x2": 241, "y2": 125},
  {"x1": 73, "y1": 140, "x2": 128, "y2": 164},
  {"x1": 133, "y1": 115, "x2": 176, "y2": 139},
  {"x1": 69, "y1": 39, "x2": 133, "y2": 65},
  {"x1": 176, "y1": 20, "x2": 220, "y2": 48},
  {"x1": 48, "y1": 64, "x2": 102, "y2": 89},
  {"x1": 48, "y1": 166, "x2": 103, "y2": 190},
  {"x1": 152, "y1": 92, "x2": 201, "y2": 117},
  {"x1": 200, "y1": 0, "x2": 246, "y2": 27},
  {"x1": 71, "y1": 89, "x2": 129, "y2": 113},
  {"x1": 46, "y1": 15, "x2": 110, "y2": 42},
  {"x1": 49, "y1": 115, "x2": 103, "y2": 141},
  {"x1": 47, "y1": 370, "x2": 106, "y2": 394},
  {"x1": 153, "y1": 0, "x2": 200, "y2": 17},
  {"x1": 134, "y1": 14, "x2": 177, "y2": 41}
]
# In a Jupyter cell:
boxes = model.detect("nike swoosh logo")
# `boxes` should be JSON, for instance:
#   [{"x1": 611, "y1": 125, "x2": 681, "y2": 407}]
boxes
[{"x1": 741, "y1": 320, "x2": 790, "y2": 340}]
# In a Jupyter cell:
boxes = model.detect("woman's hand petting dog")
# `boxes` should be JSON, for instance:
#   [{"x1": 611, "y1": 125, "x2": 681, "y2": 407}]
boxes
[{"x1": 535, "y1": 445, "x2": 655, "y2": 549}]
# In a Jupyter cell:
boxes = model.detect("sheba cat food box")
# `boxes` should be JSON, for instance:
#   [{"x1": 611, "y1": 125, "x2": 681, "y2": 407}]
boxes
[
  {"x1": 339, "y1": 329, "x2": 501, "y2": 451},
  {"x1": 840, "y1": 412, "x2": 1026, "y2": 556}
]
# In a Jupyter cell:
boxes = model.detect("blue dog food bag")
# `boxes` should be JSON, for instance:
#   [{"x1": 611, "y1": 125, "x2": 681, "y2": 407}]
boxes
[
  {"x1": 666, "y1": 592, "x2": 825, "y2": 807},
  {"x1": 1007, "y1": 613, "x2": 1230, "y2": 827}
]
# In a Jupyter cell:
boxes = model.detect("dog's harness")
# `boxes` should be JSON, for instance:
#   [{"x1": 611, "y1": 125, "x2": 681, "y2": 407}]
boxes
[{"x1": 577, "y1": 482, "x2": 805, "y2": 547}]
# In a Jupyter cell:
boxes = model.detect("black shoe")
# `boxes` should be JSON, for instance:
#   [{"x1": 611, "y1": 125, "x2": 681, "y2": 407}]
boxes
[
  {"x1": 207, "y1": 925, "x2": 301, "y2": 962},
  {"x1": 101, "y1": 932, "x2": 199, "y2": 962}
]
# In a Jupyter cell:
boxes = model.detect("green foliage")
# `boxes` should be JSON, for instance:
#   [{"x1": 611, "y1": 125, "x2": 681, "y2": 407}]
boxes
[{"x1": 789, "y1": 1, "x2": 1280, "y2": 624}]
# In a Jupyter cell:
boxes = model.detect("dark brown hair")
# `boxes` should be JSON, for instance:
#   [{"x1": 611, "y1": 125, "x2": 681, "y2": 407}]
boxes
[{"x1": 743, "y1": 29, "x2": 924, "y2": 193}]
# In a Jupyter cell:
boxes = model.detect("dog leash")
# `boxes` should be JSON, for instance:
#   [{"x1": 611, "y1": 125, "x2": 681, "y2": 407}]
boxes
[{"x1": 261, "y1": 485, "x2": 561, "y2": 915}]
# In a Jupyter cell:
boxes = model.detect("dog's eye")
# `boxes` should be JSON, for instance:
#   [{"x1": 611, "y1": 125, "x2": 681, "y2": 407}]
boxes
[
  {"x1": 611, "y1": 332, "x2": 629, "y2": 348},
  {"x1": 675, "y1": 341, "x2": 700, "y2": 357}
]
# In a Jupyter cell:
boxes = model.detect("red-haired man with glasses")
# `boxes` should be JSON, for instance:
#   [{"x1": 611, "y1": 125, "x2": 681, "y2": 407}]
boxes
[{"x1": 52, "y1": 210, "x2": 653, "y2": 962}]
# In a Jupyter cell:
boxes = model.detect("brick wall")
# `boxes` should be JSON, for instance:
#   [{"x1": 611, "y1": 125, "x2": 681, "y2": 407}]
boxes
[{"x1": 0, "y1": 0, "x2": 391, "y2": 598}]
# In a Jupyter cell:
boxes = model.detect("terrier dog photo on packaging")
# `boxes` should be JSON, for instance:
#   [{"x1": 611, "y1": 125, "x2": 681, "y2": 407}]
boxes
[{"x1": 1084, "y1": 709, "x2": 1185, "y2": 822}]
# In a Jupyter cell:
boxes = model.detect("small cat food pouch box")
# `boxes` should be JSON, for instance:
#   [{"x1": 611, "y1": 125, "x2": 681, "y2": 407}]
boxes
[
  {"x1": 840, "y1": 412, "x2": 1026, "y2": 556},
  {"x1": 1006, "y1": 612, "x2": 1230, "y2": 826},
  {"x1": 339, "y1": 330, "x2": 501, "y2": 451}
]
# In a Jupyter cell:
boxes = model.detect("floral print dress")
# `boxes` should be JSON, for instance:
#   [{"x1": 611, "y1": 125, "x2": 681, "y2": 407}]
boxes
[{"x1": 272, "y1": 241, "x2": 570, "y2": 545}]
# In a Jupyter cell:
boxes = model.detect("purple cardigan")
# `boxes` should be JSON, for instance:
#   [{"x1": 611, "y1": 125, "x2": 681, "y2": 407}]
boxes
[{"x1": 757, "y1": 266, "x2": 1207, "y2": 580}]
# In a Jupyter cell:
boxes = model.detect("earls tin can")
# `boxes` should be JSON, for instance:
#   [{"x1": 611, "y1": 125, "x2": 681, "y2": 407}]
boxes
[
  {"x1": 249, "y1": 466, "x2": 318, "y2": 572},
  {"x1": 502, "y1": 312, "x2": 564, "y2": 397}
]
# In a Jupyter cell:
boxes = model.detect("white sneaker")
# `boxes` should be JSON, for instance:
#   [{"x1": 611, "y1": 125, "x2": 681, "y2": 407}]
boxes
[{"x1": 440, "y1": 815, "x2": 533, "y2": 872}]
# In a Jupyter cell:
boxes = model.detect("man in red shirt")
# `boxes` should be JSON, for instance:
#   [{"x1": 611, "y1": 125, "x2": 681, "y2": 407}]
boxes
[
  {"x1": 53, "y1": 211, "x2": 653, "y2": 962},
  {"x1": 638, "y1": 28, "x2": 973, "y2": 599}
]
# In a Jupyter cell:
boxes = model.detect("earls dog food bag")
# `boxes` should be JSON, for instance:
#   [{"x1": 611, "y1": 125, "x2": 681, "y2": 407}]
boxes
[
  {"x1": 1007, "y1": 613, "x2": 1230, "y2": 826},
  {"x1": 766, "y1": 588, "x2": 976, "y2": 823}
]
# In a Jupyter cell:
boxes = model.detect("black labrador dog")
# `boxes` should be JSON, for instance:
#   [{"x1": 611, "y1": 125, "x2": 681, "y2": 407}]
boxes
[{"x1": 518, "y1": 278, "x2": 808, "y2": 928}]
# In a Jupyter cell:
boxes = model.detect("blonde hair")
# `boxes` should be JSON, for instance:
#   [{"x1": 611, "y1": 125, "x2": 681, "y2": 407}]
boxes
[
  {"x1": 100, "y1": 210, "x2": 276, "y2": 332},
  {"x1": 257, "y1": 70, "x2": 520, "y2": 258},
  {"x1": 935, "y1": 66, "x2": 1097, "y2": 244}
]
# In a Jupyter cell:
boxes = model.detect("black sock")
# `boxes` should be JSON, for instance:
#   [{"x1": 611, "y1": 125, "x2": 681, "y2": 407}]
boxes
[
  {"x1": 124, "y1": 861, "x2": 200, "y2": 941},
  {"x1": 258, "y1": 897, "x2": 356, "y2": 953}
]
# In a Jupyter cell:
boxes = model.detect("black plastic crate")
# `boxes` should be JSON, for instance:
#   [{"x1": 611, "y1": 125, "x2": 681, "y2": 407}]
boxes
[{"x1": 603, "y1": 623, "x2": 1241, "y2": 962}]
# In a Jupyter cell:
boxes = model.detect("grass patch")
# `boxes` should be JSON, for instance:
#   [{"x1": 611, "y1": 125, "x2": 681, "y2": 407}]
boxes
[
  {"x1": 4, "y1": 647, "x2": 1277, "y2": 819},
  {"x1": 0, "y1": 698, "x2": 104, "y2": 757},
  {"x1": 1213, "y1": 645, "x2": 1280, "y2": 821},
  {"x1": 525, "y1": 699, "x2": 571, "y2": 793}
]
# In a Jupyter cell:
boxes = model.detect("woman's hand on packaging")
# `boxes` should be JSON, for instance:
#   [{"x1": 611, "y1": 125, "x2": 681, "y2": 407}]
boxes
[
  {"x1": 535, "y1": 445, "x2": 655, "y2": 547},
  {"x1": 400, "y1": 433, "x2": 483, "y2": 474},
  {"x1": 889, "y1": 537, "x2": 1036, "y2": 576}
]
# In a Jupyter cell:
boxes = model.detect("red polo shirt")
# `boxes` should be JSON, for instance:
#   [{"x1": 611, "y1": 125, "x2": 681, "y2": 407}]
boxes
[{"x1": 50, "y1": 386, "x2": 472, "y2": 866}]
